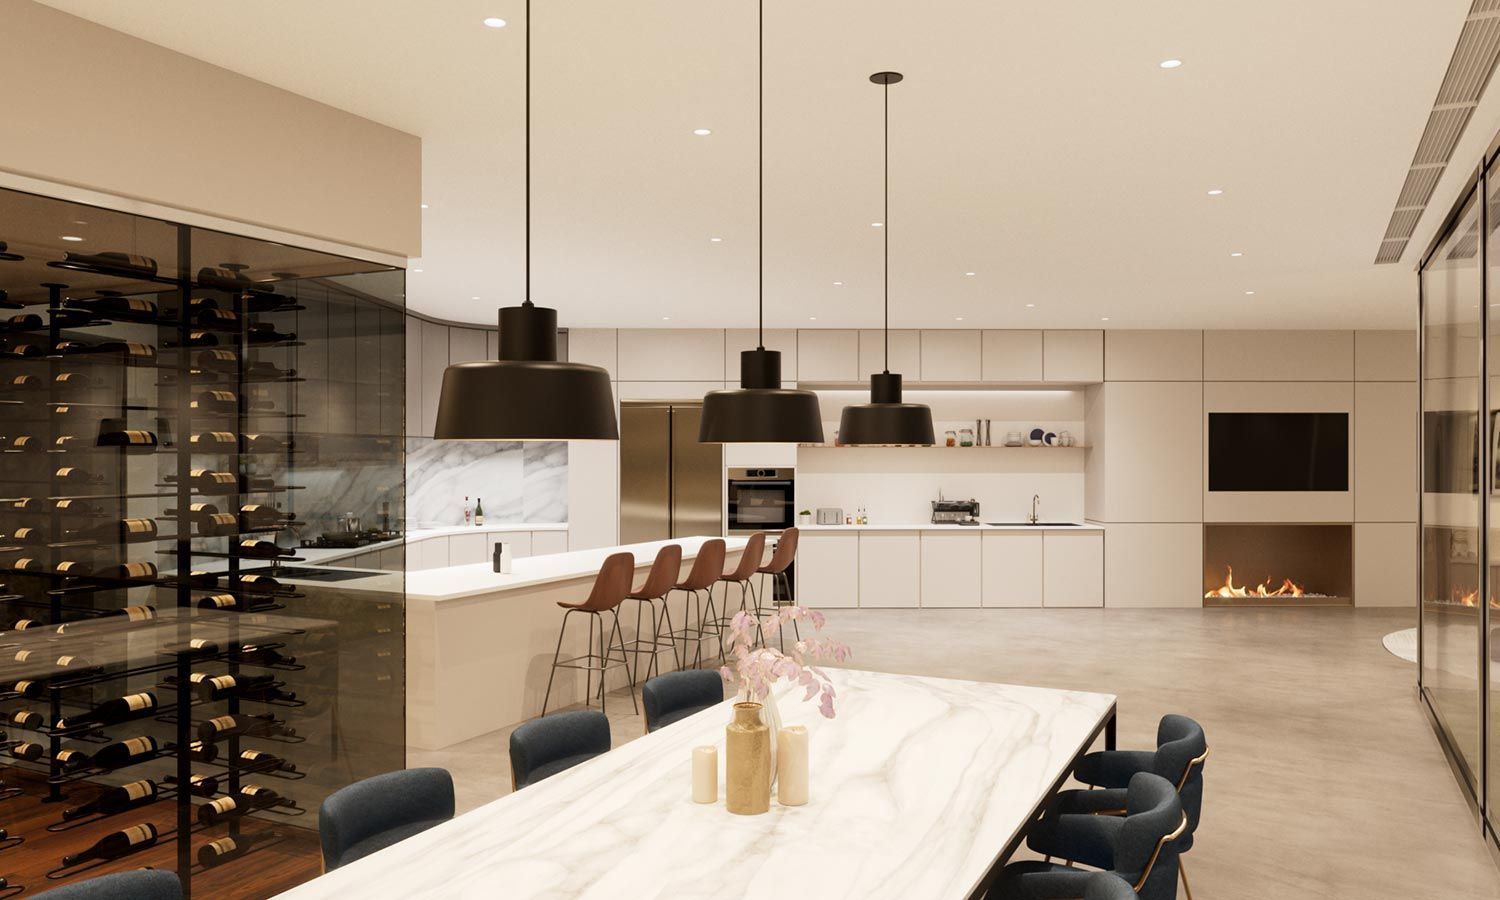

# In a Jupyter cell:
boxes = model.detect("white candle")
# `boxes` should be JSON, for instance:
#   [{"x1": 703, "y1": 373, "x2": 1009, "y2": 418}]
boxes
[
  {"x1": 777, "y1": 726, "x2": 809, "y2": 806},
  {"x1": 692, "y1": 745, "x2": 717, "y2": 803}
]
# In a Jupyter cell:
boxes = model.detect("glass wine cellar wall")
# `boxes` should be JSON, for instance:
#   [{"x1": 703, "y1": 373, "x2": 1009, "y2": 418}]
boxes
[{"x1": 0, "y1": 186, "x2": 406, "y2": 896}]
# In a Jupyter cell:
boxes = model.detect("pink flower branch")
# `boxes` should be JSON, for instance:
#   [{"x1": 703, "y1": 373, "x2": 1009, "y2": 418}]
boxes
[{"x1": 718, "y1": 606, "x2": 850, "y2": 718}]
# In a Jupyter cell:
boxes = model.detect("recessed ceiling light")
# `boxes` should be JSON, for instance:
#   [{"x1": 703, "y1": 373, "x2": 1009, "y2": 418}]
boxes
[
  {"x1": 809, "y1": 316, "x2": 818, "y2": 321},
  {"x1": 412, "y1": 268, "x2": 424, "y2": 273},
  {"x1": 662, "y1": 316, "x2": 671, "y2": 321},
  {"x1": 965, "y1": 272, "x2": 976, "y2": 277},
  {"x1": 59, "y1": 235, "x2": 84, "y2": 242},
  {"x1": 1230, "y1": 251, "x2": 1243, "y2": 257},
  {"x1": 471, "y1": 296, "x2": 481, "y2": 300},
  {"x1": 693, "y1": 128, "x2": 712, "y2": 136},
  {"x1": 955, "y1": 316, "x2": 965, "y2": 321},
  {"x1": 1206, "y1": 189, "x2": 1224, "y2": 196},
  {"x1": 420, "y1": 203, "x2": 429, "y2": 209},
  {"x1": 71, "y1": 220, "x2": 88, "y2": 226},
  {"x1": 1101, "y1": 317, "x2": 1111, "y2": 322},
  {"x1": 483, "y1": 17, "x2": 507, "y2": 28},
  {"x1": 710, "y1": 237, "x2": 723, "y2": 242},
  {"x1": 1025, "y1": 303, "x2": 1036, "y2": 308},
  {"x1": 833, "y1": 281, "x2": 844, "y2": 286},
  {"x1": 871, "y1": 222, "x2": 884, "y2": 228},
  {"x1": 1159, "y1": 59, "x2": 1183, "y2": 69},
  {"x1": 1244, "y1": 290, "x2": 1255, "y2": 296}
]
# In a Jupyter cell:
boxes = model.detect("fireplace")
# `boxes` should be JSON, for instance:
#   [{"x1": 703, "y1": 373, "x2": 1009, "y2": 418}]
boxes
[{"x1": 1203, "y1": 524, "x2": 1353, "y2": 607}]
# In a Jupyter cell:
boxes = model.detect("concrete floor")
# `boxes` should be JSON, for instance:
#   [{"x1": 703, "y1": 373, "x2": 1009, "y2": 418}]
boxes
[{"x1": 409, "y1": 607, "x2": 1500, "y2": 900}]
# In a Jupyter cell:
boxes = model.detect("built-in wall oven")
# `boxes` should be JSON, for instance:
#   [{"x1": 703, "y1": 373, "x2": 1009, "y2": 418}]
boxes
[{"x1": 727, "y1": 468, "x2": 795, "y2": 534}]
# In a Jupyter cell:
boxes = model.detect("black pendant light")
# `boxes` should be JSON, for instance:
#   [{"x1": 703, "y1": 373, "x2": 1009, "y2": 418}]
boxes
[
  {"x1": 699, "y1": 0, "x2": 824, "y2": 444},
  {"x1": 433, "y1": 0, "x2": 618, "y2": 441},
  {"x1": 838, "y1": 72, "x2": 934, "y2": 447}
]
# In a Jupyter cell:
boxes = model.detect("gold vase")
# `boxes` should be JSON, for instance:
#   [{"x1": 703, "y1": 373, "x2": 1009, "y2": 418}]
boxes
[{"x1": 725, "y1": 701, "x2": 771, "y2": 815}]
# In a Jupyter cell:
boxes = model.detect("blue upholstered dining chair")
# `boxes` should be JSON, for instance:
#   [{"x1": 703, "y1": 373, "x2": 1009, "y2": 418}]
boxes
[
  {"x1": 1084, "y1": 872, "x2": 1140, "y2": 900},
  {"x1": 319, "y1": 767, "x2": 455, "y2": 870},
  {"x1": 32, "y1": 870, "x2": 182, "y2": 899},
  {"x1": 989, "y1": 772, "x2": 1186, "y2": 900},
  {"x1": 642, "y1": 669, "x2": 724, "y2": 732},
  {"x1": 510, "y1": 709, "x2": 611, "y2": 789},
  {"x1": 1028, "y1": 714, "x2": 1207, "y2": 899}
]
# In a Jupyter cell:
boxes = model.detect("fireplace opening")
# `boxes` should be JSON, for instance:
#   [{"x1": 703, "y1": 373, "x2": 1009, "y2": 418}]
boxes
[{"x1": 1203, "y1": 524, "x2": 1353, "y2": 607}]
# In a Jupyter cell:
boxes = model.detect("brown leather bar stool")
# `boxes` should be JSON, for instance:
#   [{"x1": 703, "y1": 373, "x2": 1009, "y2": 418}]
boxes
[
  {"x1": 666, "y1": 538, "x2": 726, "y2": 667},
  {"x1": 541, "y1": 551, "x2": 639, "y2": 717},
  {"x1": 757, "y1": 527, "x2": 800, "y2": 649},
  {"x1": 714, "y1": 531, "x2": 767, "y2": 643},
  {"x1": 620, "y1": 543, "x2": 683, "y2": 683}
]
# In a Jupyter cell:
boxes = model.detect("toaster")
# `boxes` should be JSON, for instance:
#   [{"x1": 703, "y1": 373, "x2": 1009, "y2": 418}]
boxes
[{"x1": 815, "y1": 508, "x2": 844, "y2": 525}]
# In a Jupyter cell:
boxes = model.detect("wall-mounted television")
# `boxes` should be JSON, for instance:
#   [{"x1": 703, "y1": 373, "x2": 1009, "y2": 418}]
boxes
[{"x1": 1208, "y1": 412, "x2": 1349, "y2": 492}]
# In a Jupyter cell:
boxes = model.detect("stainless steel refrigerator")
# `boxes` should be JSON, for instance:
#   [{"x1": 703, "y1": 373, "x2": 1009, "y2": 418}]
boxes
[{"x1": 619, "y1": 402, "x2": 724, "y2": 543}]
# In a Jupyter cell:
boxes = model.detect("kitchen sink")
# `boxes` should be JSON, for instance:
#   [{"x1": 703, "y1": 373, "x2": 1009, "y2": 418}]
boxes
[{"x1": 985, "y1": 522, "x2": 1081, "y2": 527}]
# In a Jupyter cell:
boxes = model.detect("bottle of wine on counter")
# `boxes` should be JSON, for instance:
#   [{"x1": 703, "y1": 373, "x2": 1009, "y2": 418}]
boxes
[
  {"x1": 475, "y1": 497, "x2": 485, "y2": 526},
  {"x1": 59, "y1": 691, "x2": 158, "y2": 729},
  {"x1": 90, "y1": 736, "x2": 158, "y2": 770},
  {"x1": 197, "y1": 783, "x2": 295, "y2": 824},
  {"x1": 239, "y1": 504, "x2": 292, "y2": 531},
  {"x1": 236, "y1": 539, "x2": 293, "y2": 560},
  {"x1": 9, "y1": 742, "x2": 42, "y2": 761},
  {"x1": 236, "y1": 748, "x2": 296, "y2": 773},
  {"x1": 62, "y1": 779, "x2": 156, "y2": 820},
  {"x1": 61, "y1": 823, "x2": 158, "y2": 867},
  {"x1": 164, "y1": 772, "x2": 218, "y2": 797},
  {"x1": 198, "y1": 830, "x2": 279, "y2": 868},
  {"x1": 196, "y1": 712, "x2": 295, "y2": 743}
]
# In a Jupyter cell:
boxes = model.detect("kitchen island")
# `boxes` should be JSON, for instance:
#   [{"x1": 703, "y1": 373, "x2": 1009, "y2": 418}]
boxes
[
  {"x1": 797, "y1": 522, "x2": 1104, "y2": 609},
  {"x1": 406, "y1": 536, "x2": 750, "y2": 750}
]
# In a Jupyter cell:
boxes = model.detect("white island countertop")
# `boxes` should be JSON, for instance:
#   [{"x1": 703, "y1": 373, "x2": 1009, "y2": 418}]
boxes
[
  {"x1": 278, "y1": 668, "x2": 1117, "y2": 900},
  {"x1": 406, "y1": 535, "x2": 750, "y2": 603},
  {"x1": 801, "y1": 521, "x2": 1104, "y2": 532}
]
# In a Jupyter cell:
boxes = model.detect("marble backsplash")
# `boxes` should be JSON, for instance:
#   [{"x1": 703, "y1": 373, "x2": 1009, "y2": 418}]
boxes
[{"x1": 405, "y1": 438, "x2": 568, "y2": 528}]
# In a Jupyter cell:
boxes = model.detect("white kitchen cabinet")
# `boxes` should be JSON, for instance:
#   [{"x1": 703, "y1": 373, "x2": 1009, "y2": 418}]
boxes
[
  {"x1": 1043, "y1": 331, "x2": 1103, "y2": 383},
  {"x1": 411, "y1": 537, "x2": 450, "y2": 571},
  {"x1": 859, "y1": 330, "x2": 921, "y2": 381},
  {"x1": 797, "y1": 533, "x2": 860, "y2": 608},
  {"x1": 797, "y1": 330, "x2": 860, "y2": 383},
  {"x1": 486, "y1": 330, "x2": 498, "y2": 361},
  {"x1": 448, "y1": 532, "x2": 489, "y2": 566},
  {"x1": 920, "y1": 532, "x2": 981, "y2": 607},
  {"x1": 981, "y1": 532, "x2": 1044, "y2": 607},
  {"x1": 858, "y1": 531, "x2": 921, "y2": 608},
  {"x1": 449, "y1": 327, "x2": 487, "y2": 365},
  {"x1": 617, "y1": 329, "x2": 724, "y2": 381},
  {"x1": 920, "y1": 331, "x2": 982, "y2": 382},
  {"x1": 532, "y1": 530, "x2": 569, "y2": 556},
  {"x1": 726, "y1": 329, "x2": 798, "y2": 381},
  {"x1": 1043, "y1": 531, "x2": 1104, "y2": 607},
  {"x1": 981, "y1": 330, "x2": 1043, "y2": 382},
  {"x1": 419, "y1": 319, "x2": 449, "y2": 438}
]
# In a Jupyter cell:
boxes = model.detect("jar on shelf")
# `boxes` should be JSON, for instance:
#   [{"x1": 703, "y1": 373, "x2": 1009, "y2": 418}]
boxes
[
  {"x1": 944, "y1": 430, "x2": 957, "y2": 447},
  {"x1": 959, "y1": 428, "x2": 974, "y2": 447}
]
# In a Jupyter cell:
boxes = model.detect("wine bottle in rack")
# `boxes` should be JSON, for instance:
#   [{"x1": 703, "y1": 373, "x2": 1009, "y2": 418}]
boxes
[
  {"x1": 10, "y1": 618, "x2": 43, "y2": 631},
  {"x1": 9, "y1": 741, "x2": 42, "y2": 761},
  {"x1": 94, "y1": 339, "x2": 156, "y2": 361},
  {"x1": 10, "y1": 526, "x2": 45, "y2": 546},
  {"x1": 239, "y1": 504, "x2": 293, "y2": 531},
  {"x1": 0, "y1": 313, "x2": 42, "y2": 332},
  {"x1": 236, "y1": 748, "x2": 297, "y2": 773},
  {"x1": 162, "y1": 638, "x2": 221, "y2": 659},
  {"x1": 164, "y1": 772, "x2": 218, "y2": 797},
  {"x1": 181, "y1": 469, "x2": 237, "y2": 495},
  {"x1": 197, "y1": 830, "x2": 279, "y2": 868},
  {"x1": 53, "y1": 465, "x2": 102, "y2": 485},
  {"x1": 95, "y1": 561, "x2": 156, "y2": 581},
  {"x1": 53, "y1": 371, "x2": 100, "y2": 389},
  {"x1": 190, "y1": 430, "x2": 238, "y2": 450},
  {"x1": 102, "y1": 605, "x2": 156, "y2": 623},
  {"x1": 232, "y1": 573, "x2": 284, "y2": 595},
  {"x1": 241, "y1": 432, "x2": 289, "y2": 453},
  {"x1": 195, "y1": 348, "x2": 238, "y2": 373},
  {"x1": 171, "y1": 502, "x2": 237, "y2": 537},
  {"x1": 8, "y1": 709, "x2": 44, "y2": 730},
  {"x1": 8, "y1": 558, "x2": 46, "y2": 573},
  {"x1": 186, "y1": 740, "x2": 219, "y2": 763},
  {"x1": 52, "y1": 435, "x2": 84, "y2": 450},
  {"x1": 3, "y1": 340, "x2": 43, "y2": 358},
  {"x1": 96, "y1": 425, "x2": 159, "y2": 450},
  {"x1": 237, "y1": 539, "x2": 293, "y2": 560},
  {"x1": 172, "y1": 329, "x2": 219, "y2": 348},
  {"x1": 247, "y1": 323, "x2": 297, "y2": 344},
  {"x1": 197, "y1": 593, "x2": 275, "y2": 612},
  {"x1": 246, "y1": 360, "x2": 297, "y2": 381},
  {"x1": 197, "y1": 783, "x2": 295, "y2": 824},
  {"x1": 7, "y1": 435, "x2": 41, "y2": 453},
  {"x1": 191, "y1": 390, "x2": 239, "y2": 414},
  {"x1": 60, "y1": 823, "x2": 158, "y2": 867},
  {"x1": 54, "y1": 746, "x2": 90, "y2": 772},
  {"x1": 90, "y1": 736, "x2": 158, "y2": 770},
  {"x1": 12, "y1": 650, "x2": 96, "y2": 672},
  {"x1": 186, "y1": 672, "x2": 278, "y2": 702},
  {"x1": 2, "y1": 678, "x2": 46, "y2": 699},
  {"x1": 196, "y1": 712, "x2": 295, "y2": 743},
  {"x1": 230, "y1": 644, "x2": 295, "y2": 667},
  {"x1": 54, "y1": 560, "x2": 94, "y2": 578},
  {"x1": 61, "y1": 778, "x2": 156, "y2": 820},
  {"x1": 186, "y1": 570, "x2": 218, "y2": 588},
  {"x1": 67, "y1": 294, "x2": 158, "y2": 320},
  {"x1": 85, "y1": 517, "x2": 159, "y2": 544},
  {"x1": 8, "y1": 373, "x2": 41, "y2": 390},
  {"x1": 59, "y1": 691, "x2": 158, "y2": 728},
  {"x1": 196, "y1": 307, "x2": 241, "y2": 330},
  {"x1": 52, "y1": 498, "x2": 102, "y2": 515}
]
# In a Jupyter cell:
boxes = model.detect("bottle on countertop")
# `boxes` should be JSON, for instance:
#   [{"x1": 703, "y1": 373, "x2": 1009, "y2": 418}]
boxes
[
  {"x1": 463, "y1": 496, "x2": 472, "y2": 527},
  {"x1": 474, "y1": 497, "x2": 484, "y2": 526},
  {"x1": 493, "y1": 542, "x2": 512, "y2": 575}
]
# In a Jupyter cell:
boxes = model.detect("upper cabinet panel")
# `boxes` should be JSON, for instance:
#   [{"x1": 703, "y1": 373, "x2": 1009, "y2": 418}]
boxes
[
  {"x1": 618, "y1": 329, "x2": 723, "y2": 381},
  {"x1": 1105, "y1": 331, "x2": 1203, "y2": 381},
  {"x1": 727, "y1": 329, "x2": 798, "y2": 382},
  {"x1": 859, "y1": 330, "x2": 921, "y2": 381},
  {"x1": 568, "y1": 328, "x2": 619, "y2": 379},
  {"x1": 406, "y1": 319, "x2": 423, "y2": 437},
  {"x1": 419, "y1": 319, "x2": 449, "y2": 438},
  {"x1": 1203, "y1": 330, "x2": 1353, "y2": 381},
  {"x1": 797, "y1": 330, "x2": 861, "y2": 382},
  {"x1": 920, "y1": 330, "x2": 982, "y2": 381},
  {"x1": 1354, "y1": 330, "x2": 1417, "y2": 381},
  {"x1": 449, "y1": 327, "x2": 487, "y2": 365},
  {"x1": 1043, "y1": 330, "x2": 1104, "y2": 382},
  {"x1": 981, "y1": 330, "x2": 1043, "y2": 382}
]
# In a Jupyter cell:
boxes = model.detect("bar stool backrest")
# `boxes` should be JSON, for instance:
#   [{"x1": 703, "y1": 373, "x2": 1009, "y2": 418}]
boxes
[
  {"x1": 574, "y1": 552, "x2": 635, "y2": 612},
  {"x1": 633, "y1": 543, "x2": 683, "y2": 598},
  {"x1": 676, "y1": 539, "x2": 726, "y2": 590},
  {"x1": 723, "y1": 532, "x2": 766, "y2": 580},
  {"x1": 759, "y1": 527, "x2": 798, "y2": 574}
]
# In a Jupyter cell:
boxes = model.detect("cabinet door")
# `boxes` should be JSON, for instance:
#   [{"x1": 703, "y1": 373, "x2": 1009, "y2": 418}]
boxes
[
  {"x1": 449, "y1": 327, "x2": 487, "y2": 364},
  {"x1": 727, "y1": 329, "x2": 797, "y2": 381},
  {"x1": 796, "y1": 533, "x2": 860, "y2": 608},
  {"x1": 531, "y1": 531, "x2": 568, "y2": 557},
  {"x1": 982, "y1": 331, "x2": 1043, "y2": 382},
  {"x1": 405, "y1": 316, "x2": 423, "y2": 437},
  {"x1": 411, "y1": 537, "x2": 450, "y2": 571},
  {"x1": 618, "y1": 329, "x2": 724, "y2": 381},
  {"x1": 920, "y1": 532, "x2": 981, "y2": 607},
  {"x1": 982, "y1": 532, "x2": 1044, "y2": 607},
  {"x1": 1043, "y1": 531, "x2": 1104, "y2": 607},
  {"x1": 858, "y1": 532, "x2": 921, "y2": 608},
  {"x1": 448, "y1": 532, "x2": 488, "y2": 566},
  {"x1": 920, "y1": 331, "x2": 982, "y2": 381},
  {"x1": 797, "y1": 330, "x2": 860, "y2": 383},
  {"x1": 1043, "y1": 331, "x2": 1103, "y2": 383},
  {"x1": 419, "y1": 320, "x2": 449, "y2": 438},
  {"x1": 859, "y1": 330, "x2": 921, "y2": 381}
]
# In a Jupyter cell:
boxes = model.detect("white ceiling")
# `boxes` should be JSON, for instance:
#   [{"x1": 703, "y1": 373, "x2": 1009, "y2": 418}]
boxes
[{"x1": 34, "y1": 0, "x2": 1479, "y2": 330}]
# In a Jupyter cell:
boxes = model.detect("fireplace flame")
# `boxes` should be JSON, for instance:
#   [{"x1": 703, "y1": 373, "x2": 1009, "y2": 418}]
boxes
[{"x1": 1204, "y1": 565, "x2": 1307, "y2": 599}]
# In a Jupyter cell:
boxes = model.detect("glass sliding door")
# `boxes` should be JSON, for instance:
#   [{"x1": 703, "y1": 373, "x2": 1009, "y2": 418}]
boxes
[{"x1": 1422, "y1": 187, "x2": 1483, "y2": 789}]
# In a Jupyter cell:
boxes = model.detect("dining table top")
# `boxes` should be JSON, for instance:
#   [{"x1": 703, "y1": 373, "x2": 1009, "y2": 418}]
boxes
[{"x1": 275, "y1": 668, "x2": 1117, "y2": 900}]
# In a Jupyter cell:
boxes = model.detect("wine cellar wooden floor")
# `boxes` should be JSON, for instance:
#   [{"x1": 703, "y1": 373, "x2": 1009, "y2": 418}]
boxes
[{"x1": 0, "y1": 769, "x2": 318, "y2": 898}]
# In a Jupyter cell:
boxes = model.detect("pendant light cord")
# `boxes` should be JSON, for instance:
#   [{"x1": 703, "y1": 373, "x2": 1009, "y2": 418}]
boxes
[
  {"x1": 524, "y1": 0, "x2": 533, "y2": 307},
  {"x1": 882, "y1": 76, "x2": 890, "y2": 373},
  {"x1": 757, "y1": 0, "x2": 764, "y2": 349}
]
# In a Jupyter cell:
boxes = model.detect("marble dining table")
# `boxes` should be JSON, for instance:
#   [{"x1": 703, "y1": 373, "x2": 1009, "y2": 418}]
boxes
[{"x1": 276, "y1": 668, "x2": 1117, "y2": 900}]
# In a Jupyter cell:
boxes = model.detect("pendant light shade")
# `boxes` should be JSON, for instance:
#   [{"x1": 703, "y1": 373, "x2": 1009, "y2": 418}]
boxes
[
  {"x1": 698, "y1": 0, "x2": 823, "y2": 444},
  {"x1": 433, "y1": 302, "x2": 617, "y2": 440},
  {"x1": 838, "y1": 71, "x2": 934, "y2": 447},
  {"x1": 701, "y1": 348, "x2": 823, "y2": 443},
  {"x1": 432, "y1": 0, "x2": 619, "y2": 442}
]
